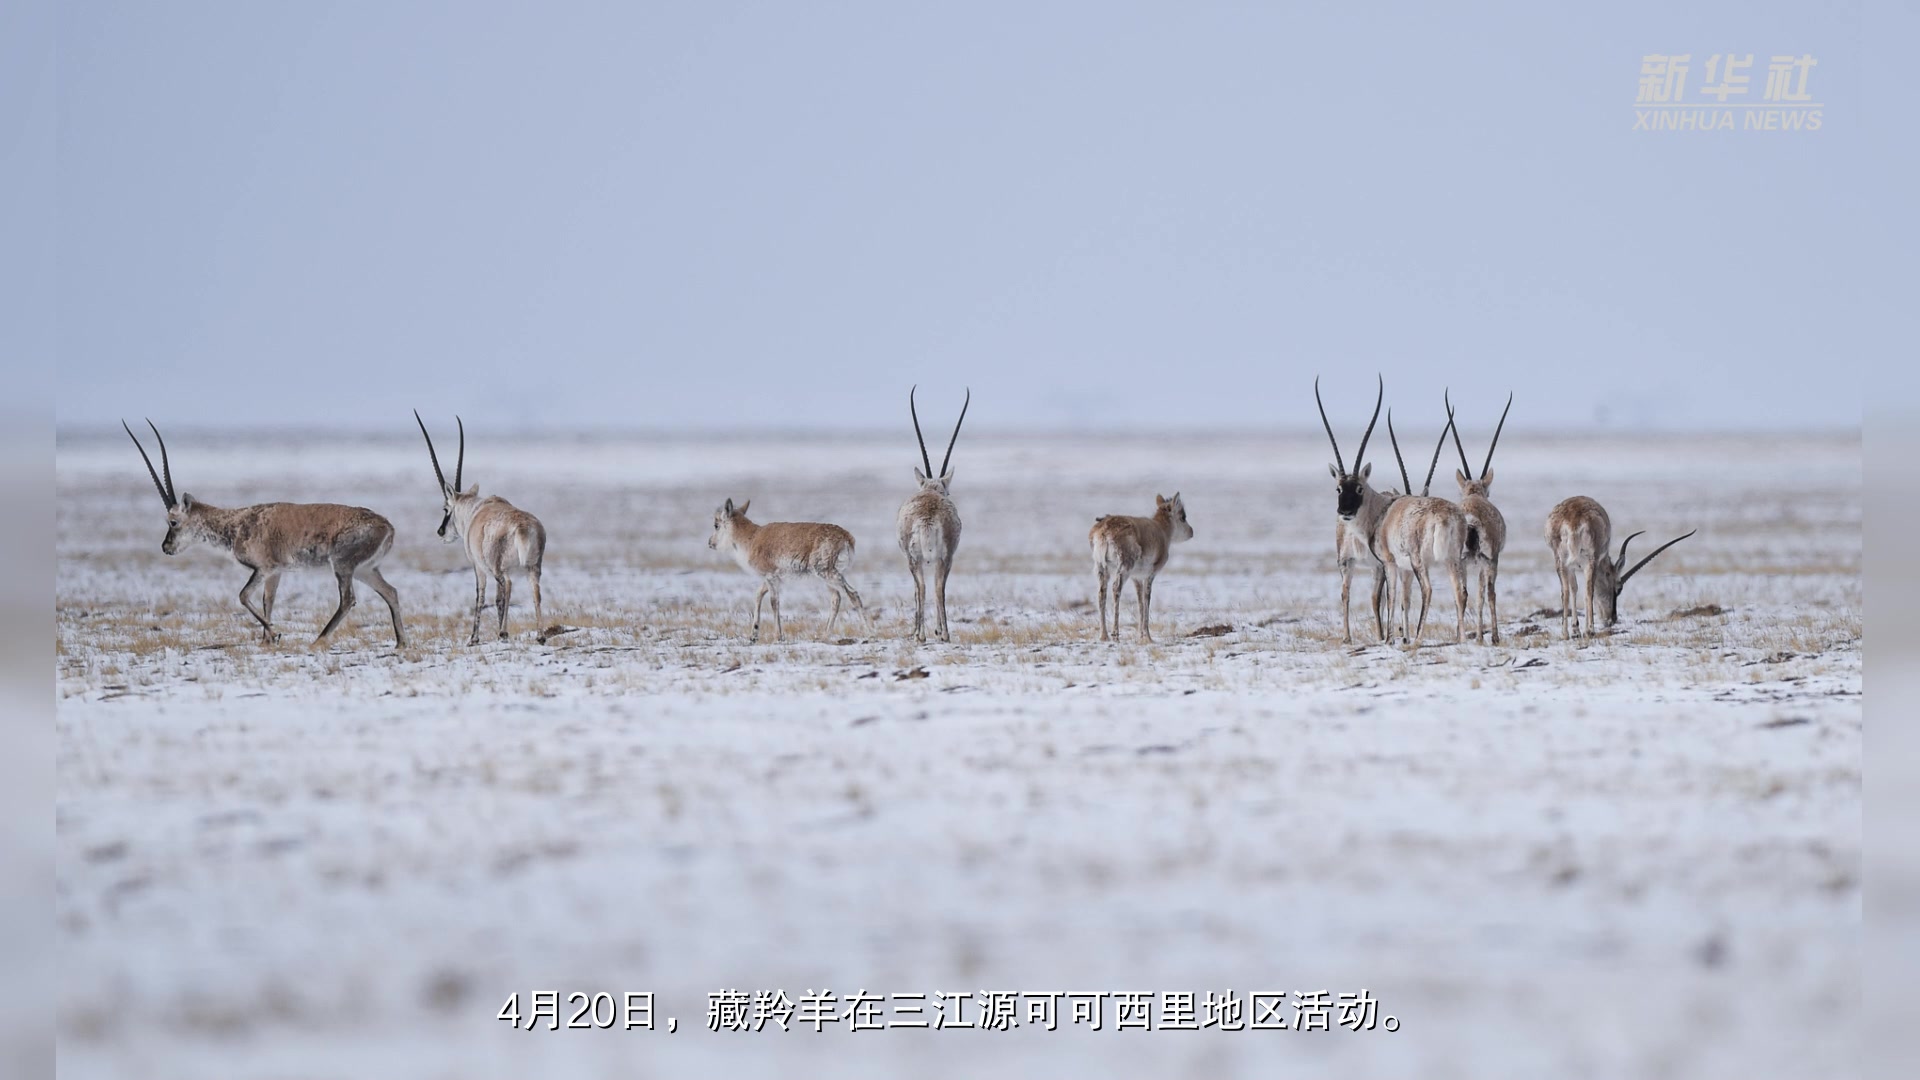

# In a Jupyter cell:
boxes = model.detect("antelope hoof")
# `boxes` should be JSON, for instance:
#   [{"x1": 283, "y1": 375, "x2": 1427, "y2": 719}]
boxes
[
  {"x1": 498, "y1": 631, "x2": 509, "y2": 642},
  {"x1": 467, "y1": 634, "x2": 481, "y2": 647}
]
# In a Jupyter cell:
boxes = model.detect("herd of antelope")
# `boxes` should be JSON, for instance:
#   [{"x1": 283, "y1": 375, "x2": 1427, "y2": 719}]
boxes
[{"x1": 119, "y1": 380, "x2": 1694, "y2": 651}]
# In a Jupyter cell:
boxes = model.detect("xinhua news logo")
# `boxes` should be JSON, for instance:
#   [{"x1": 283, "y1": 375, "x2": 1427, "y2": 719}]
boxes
[{"x1": 1634, "y1": 54, "x2": 1822, "y2": 132}]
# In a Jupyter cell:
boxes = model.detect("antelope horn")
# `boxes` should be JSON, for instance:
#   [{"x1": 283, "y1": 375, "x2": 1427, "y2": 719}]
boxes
[
  {"x1": 1314, "y1": 376, "x2": 1345, "y2": 475},
  {"x1": 1444, "y1": 389, "x2": 1473, "y2": 480},
  {"x1": 938, "y1": 387, "x2": 969, "y2": 478},
  {"x1": 1423, "y1": 407, "x2": 1453, "y2": 496},
  {"x1": 1481, "y1": 391, "x2": 1512, "y2": 479},
  {"x1": 1617, "y1": 529, "x2": 1696, "y2": 589},
  {"x1": 1614, "y1": 530, "x2": 1646, "y2": 570},
  {"x1": 1352, "y1": 373, "x2": 1384, "y2": 473},
  {"x1": 123, "y1": 419, "x2": 175, "y2": 508},
  {"x1": 414, "y1": 409, "x2": 448, "y2": 493},
  {"x1": 454, "y1": 415, "x2": 465, "y2": 492},
  {"x1": 909, "y1": 385, "x2": 933, "y2": 477},
  {"x1": 1386, "y1": 410, "x2": 1412, "y2": 494},
  {"x1": 145, "y1": 418, "x2": 175, "y2": 504}
]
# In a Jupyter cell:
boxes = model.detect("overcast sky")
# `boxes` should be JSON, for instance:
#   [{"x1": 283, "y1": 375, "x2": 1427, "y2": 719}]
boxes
[{"x1": 47, "y1": 1, "x2": 1899, "y2": 434}]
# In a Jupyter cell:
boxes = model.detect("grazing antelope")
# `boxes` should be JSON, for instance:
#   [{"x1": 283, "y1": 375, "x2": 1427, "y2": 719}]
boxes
[
  {"x1": 1375, "y1": 411, "x2": 1468, "y2": 648},
  {"x1": 897, "y1": 385, "x2": 969, "y2": 643},
  {"x1": 1089, "y1": 493, "x2": 1193, "y2": 642},
  {"x1": 709, "y1": 499, "x2": 869, "y2": 642},
  {"x1": 1444, "y1": 390, "x2": 1512, "y2": 644},
  {"x1": 413, "y1": 412, "x2": 548, "y2": 645},
  {"x1": 122, "y1": 419, "x2": 407, "y2": 648},
  {"x1": 1544, "y1": 497, "x2": 1697, "y2": 639},
  {"x1": 1316, "y1": 375, "x2": 1399, "y2": 644}
]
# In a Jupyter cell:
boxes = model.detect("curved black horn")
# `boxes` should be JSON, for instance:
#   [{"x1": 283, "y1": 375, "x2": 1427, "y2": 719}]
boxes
[
  {"x1": 144, "y1": 418, "x2": 175, "y2": 504},
  {"x1": 1614, "y1": 530, "x2": 1646, "y2": 570},
  {"x1": 123, "y1": 419, "x2": 175, "y2": 508},
  {"x1": 908, "y1": 386, "x2": 933, "y2": 477},
  {"x1": 1314, "y1": 376, "x2": 1345, "y2": 475},
  {"x1": 1352, "y1": 373, "x2": 1384, "y2": 471},
  {"x1": 1444, "y1": 389, "x2": 1473, "y2": 480},
  {"x1": 1423, "y1": 408, "x2": 1453, "y2": 496},
  {"x1": 414, "y1": 409, "x2": 448, "y2": 492},
  {"x1": 1481, "y1": 391, "x2": 1512, "y2": 479},
  {"x1": 1617, "y1": 529, "x2": 1695, "y2": 589},
  {"x1": 454, "y1": 415, "x2": 465, "y2": 492},
  {"x1": 939, "y1": 387, "x2": 969, "y2": 477},
  {"x1": 1386, "y1": 409, "x2": 1412, "y2": 494}
]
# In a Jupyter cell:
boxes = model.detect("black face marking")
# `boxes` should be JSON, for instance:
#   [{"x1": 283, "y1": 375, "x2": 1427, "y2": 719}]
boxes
[
  {"x1": 437, "y1": 512, "x2": 451, "y2": 538},
  {"x1": 1336, "y1": 476, "x2": 1364, "y2": 518}
]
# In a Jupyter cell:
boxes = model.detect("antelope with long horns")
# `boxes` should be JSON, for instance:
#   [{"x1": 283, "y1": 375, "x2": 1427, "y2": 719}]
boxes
[
  {"x1": 1089, "y1": 492, "x2": 1193, "y2": 642},
  {"x1": 1544, "y1": 497, "x2": 1697, "y2": 640},
  {"x1": 898, "y1": 386, "x2": 968, "y2": 643},
  {"x1": 1317, "y1": 375, "x2": 1399, "y2": 643},
  {"x1": 1374, "y1": 410, "x2": 1468, "y2": 649},
  {"x1": 414, "y1": 412, "x2": 548, "y2": 645},
  {"x1": 709, "y1": 499, "x2": 869, "y2": 643},
  {"x1": 122, "y1": 420, "x2": 407, "y2": 648},
  {"x1": 1445, "y1": 390, "x2": 1512, "y2": 644}
]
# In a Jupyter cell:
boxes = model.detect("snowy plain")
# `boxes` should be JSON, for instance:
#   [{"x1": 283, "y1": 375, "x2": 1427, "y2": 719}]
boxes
[{"x1": 55, "y1": 427, "x2": 1860, "y2": 1079}]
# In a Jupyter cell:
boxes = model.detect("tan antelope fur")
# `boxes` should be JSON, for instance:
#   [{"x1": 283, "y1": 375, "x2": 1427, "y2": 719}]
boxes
[
  {"x1": 414, "y1": 412, "x2": 548, "y2": 645},
  {"x1": 1544, "y1": 496, "x2": 1696, "y2": 639},
  {"x1": 897, "y1": 386, "x2": 968, "y2": 643},
  {"x1": 1444, "y1": 390, "x2": 1512, "y2": 644},
  {"x1": 709, "y1": 499, "x2": 868, "y2": 643},
  {"x1": 1089, "y1": 493, "x2": 1193, "y2": 642},
  {"x1": 1316, "y1": 375, "x2": 1400, "y2": 643},
  {"x1": 123, "y1": 419, "x2": 406, "y2": 647},
  {"x1": 1375, "y1": 411, "x2": 1468, "y2": 648}
]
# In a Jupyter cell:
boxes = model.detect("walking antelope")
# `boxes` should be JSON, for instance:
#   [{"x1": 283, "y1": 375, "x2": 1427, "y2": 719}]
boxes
[
  {"x1": 897, "y1": 385, "x2": 969, "y2": 643},
  {"x1": 1316, "y1": 375, "x2": 1399, "y2": 644},
  {"x1": 122, "y1": 420, "x2": 407, "y2": 647},
  {"x1": 1444, "y1": 390, "x2": 1512, "y2": 644},
  {"x1": 1375, "y1": 410, "x2": 1468, "y2": 648},
  {"x1": 709, "y1": 499, "x2": 869, "y2": 642},
  {"x1": 1089, "y1": 493, "x2": 1193, "y2": 642},
  {"x1": 1544, "y1": 497, "x2": 1697, "y2": 639},
  {"x1": 413, "y1": 412, "x2": 548, "y2": 645}
]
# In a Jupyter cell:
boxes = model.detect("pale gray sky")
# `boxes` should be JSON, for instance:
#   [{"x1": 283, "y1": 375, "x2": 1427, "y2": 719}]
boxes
[{"x1": 47, "y1": 1, "x2": 1900, "y2": 434}]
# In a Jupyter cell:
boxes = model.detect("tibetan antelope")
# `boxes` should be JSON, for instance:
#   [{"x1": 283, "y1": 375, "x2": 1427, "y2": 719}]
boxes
[
  {"x1": 1444, "y1": 390, "x2": 1512, "y2": 644},
  {"x1": 709, "y1": 499, "x2": 869, "y2": 642},
  {"x1": 898, "y1": 385, "x2": 969, "y2": 643},
  {"x1": 1089, "y1": 493, "x2": 1193, "y2": 642},
  {"x1": 413, "y1": 412, "x2": 548, "y2": 645},
  {"x1": 122, "y1": 419, "x2": 407, "y2": 647},
  {"x1": 1375, "y1": 410, "x2": 1468, "y2": 648},
  {"x1": 1544, "y1": 497, "x2": 1697, "y2": 639},
  {"x1": 1316, "y1": 375, "x2": 1399, "y2": 643}
]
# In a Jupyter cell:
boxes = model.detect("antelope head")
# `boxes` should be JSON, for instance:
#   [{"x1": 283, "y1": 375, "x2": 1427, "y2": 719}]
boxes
[
  {"x1": 1316, "y1": 375, "x2": 1384, "y2": 521},
  {"x1": 124, "y1": 419, "x2": 199, "y2": 555},
  {"x1": 909, "y1": 385, "x2": 969, "y2": 494},
  {"x1": 1157, "y1": 492, "x2": 1195, "y2": 542},
  {"x1": 413, "y1": 410, "x2": 470, "y2": 542},
  {"x1": 708, "y1": 498, "x2": 751, "y2": 550},
  {"x1": 1445, "y1": 389, "x2": 1511, "y2": 500},
  {"x1": 1591, "y1": 527, "x2": 1698, "y2": 626}
]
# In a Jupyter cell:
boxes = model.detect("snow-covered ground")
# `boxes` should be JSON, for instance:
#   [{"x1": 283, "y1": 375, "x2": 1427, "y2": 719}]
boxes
[{"x1": 56, "y1": 428, "x2": 1860, "y2": 1078}]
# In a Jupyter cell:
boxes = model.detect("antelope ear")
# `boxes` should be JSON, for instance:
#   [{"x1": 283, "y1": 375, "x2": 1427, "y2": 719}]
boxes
[
  {"x1": 1480, "y1": 466, "x2": 1494, "y2": 487},
  {"x1": 723, "y1": 498, "x2": 735, "y2": 515},
  {"x1": 1155, "y1": 494, "x2": 1167, "y2": 507},
  {"x1": 1456, "y1": 468, "x2": 1469, "y2": 487},
  {"x1": 463, "y1": 484, "x2": 478, "y2": 498},
  {"x1": 1171, "y1": 491, "x2": 1181, "y2": 503},
  {"x1": 1328, "y1": 463, "x2": 1339, "y2": 479},
  {"x1": 940, "y1": 469, "x2": 954, "y2": 487},
  {"x1": 737, "y1": 499, "x2": 750, "y2": 516},
  {"x1": 913, "y1": 467, "x2": 927, "y2": 484},
  {"x1": 1360, "y1": 463, "x2": 1372, "y2": 480},
  {"x1": 180, "y1": 493, "x2": 196, "y2": 510}
]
